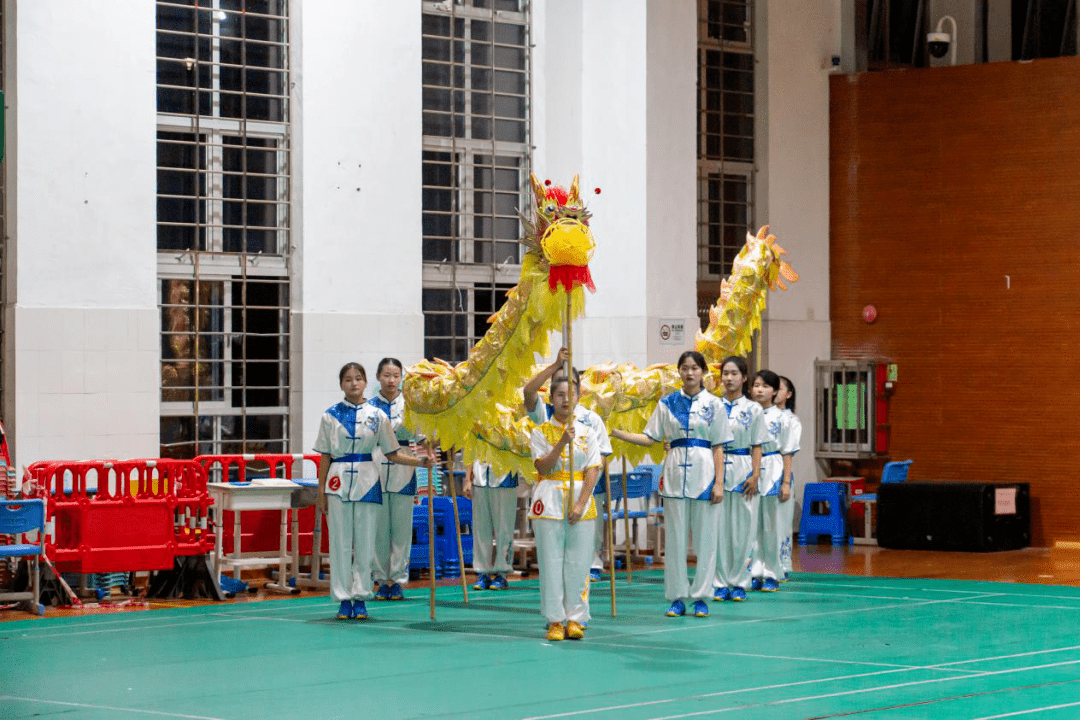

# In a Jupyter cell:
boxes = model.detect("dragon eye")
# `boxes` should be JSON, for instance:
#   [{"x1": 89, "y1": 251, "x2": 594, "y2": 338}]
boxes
[{"x1": 545, "y1": 204, "x2": 556, "y2": 213}]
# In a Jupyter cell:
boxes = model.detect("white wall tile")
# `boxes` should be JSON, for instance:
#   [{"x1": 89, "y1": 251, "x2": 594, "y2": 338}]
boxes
[
  {"x1": 84, "y1": 308, "x2": 117, "y2": 351},
  {"x1": 84, "y1": 351, "x2": 108, "y2": 394},
  {"x1": 61, "y1": 350, "x2": 86, "y2": 394},
  {"x1": 37, "y1": 350, "x2": 64, "y2": 395}
]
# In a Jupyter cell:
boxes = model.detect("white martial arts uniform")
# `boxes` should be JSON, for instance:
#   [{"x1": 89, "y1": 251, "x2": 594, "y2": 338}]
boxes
[
  {"x1": 716, "y1": 395, "x2": 768, "y2": 591},
  {"x1": 313, "y1": 399, "x2": 401, "y2": 603},
  {"x1": 779, "y1": 408, "x2": 802, "y2": 576},
  {"x1": 750, "y1": 405, "x2": 788, "y2": 582},
  {"x1": 642, "y1": 389, "x2": 733, "y2": 603},
  {"x1": 528, "y1": 416, "x2": 601, "y2": 625},
  {"x1": 370, "y1": 392, "x2": 418, "y2": 588},
  {"x1": 470, "y1": 461, "x2": 518, "y2": 576},
  {"x1": 528, "y1": 401, "x2": 613, "y2": 571}
]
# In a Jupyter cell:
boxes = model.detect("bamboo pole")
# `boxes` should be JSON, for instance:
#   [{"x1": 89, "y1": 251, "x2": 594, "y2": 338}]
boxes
[
  {"x1": 427, "y1": 442, "x2": 437, "y2": 620},
  {"x1": 445, "y1": 447, "x2": 469, "y2": 603},
  {"x1": 621, "y1": 455, "x2": 633, "y2": 582},
  {"x1": 564, "y1": 299, "x2": 574, "y2": 515},
  {"x1": 602, "y1": 456, "x2": 616, "y2": 616}
]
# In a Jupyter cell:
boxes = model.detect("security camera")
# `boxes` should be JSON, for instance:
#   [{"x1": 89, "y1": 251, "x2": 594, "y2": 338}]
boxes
[{"x1": 927, "y1": 32, "x2": 950, "y2": 59}]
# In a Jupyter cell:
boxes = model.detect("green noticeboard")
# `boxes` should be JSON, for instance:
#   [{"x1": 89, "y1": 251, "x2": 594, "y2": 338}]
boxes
[{"x1": 835, "y1": 383, "x2": 866, "y2": 430}]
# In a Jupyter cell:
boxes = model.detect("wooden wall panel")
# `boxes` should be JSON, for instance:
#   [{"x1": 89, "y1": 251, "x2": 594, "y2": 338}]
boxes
[{"x1": 830, "y1": 58, "x2": 1080, "y2": 546}]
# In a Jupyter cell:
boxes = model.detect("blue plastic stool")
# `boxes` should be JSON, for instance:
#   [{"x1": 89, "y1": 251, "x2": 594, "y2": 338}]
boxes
[{"x1": 798, "y1": 482, "x2": 852, "y2": 546}]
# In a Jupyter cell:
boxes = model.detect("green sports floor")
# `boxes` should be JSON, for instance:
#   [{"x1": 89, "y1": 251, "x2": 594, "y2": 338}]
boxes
[{"x1": 3, "y1": 570, "x2": 1080, "y2": 719}]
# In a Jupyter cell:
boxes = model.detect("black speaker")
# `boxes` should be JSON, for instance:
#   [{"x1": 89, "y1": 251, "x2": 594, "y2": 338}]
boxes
[{"x1": 877, "y1": 482, "x2": 1030, "y2": 552}]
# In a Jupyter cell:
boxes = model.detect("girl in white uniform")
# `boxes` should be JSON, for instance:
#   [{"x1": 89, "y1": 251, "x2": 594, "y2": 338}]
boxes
[
  {"x1": 464, "y1": 460, "x2": 518, "y2": 591},
  {"x1": 523, "y1": 350, "x2": 613, "y2": 582},
  {"x1": 714, "y1": 356, "x2": 767, "y2": 602},
  {"x1": 529, "y1": 377, "x2": 602, "y2": 642},
  {"x1": 749, "y1": 370, "x2": 787, "y2": 592},
  {"x1": 612, "y1": 351, "x2": 731, "y2": 618},
  {"x1": 370, "y1": 358, "x2": 419, "y2": 602},
  {"x1": 777, "y1": 376, "x2": 802, "y2": 578},
  {"x1": 314, "y1": 363, "x2": 431, "y2": 620}
]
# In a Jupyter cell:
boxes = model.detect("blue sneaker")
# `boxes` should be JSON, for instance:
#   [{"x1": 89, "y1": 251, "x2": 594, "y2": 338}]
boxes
[
  {"x1": 473, "y1": 573, "x2": 492, "y2": 590},
  {"x1": 692, "y1": 600, "x2": 710, "y2": 617},
  {"x1": 388, "y1": 583, "x2": 404, "y2": 600},
  {"x1": 713, "y1": 586, "x2": 731, "y2": 602},
  {"x1": 731, "y1": 587, "x2": 747, "y2": 602},
  {"x1": 336, "y1": 600, "x2": 354, "y2": 619},
  {"x1": 750, "y1": 577, "x2": 764, "y2": 591},
  {"x1": 375, "y1": 584, "x2": 392, "y2": 601},
  {"x1": 352, "y1": 600, "x2": 368, "y2": 619},
  {"x1": 490, "y1": 575, "x2": 508, "y2": 591},
  {"x1": 589, "y1": 568, "x2": 602, "y2": 582},
  {"x1": 762, "y1": 578, "x2": 780, "y2": 592},
  {"x1": 666, "y1": 599, "x2": 686, "y2": 617}
]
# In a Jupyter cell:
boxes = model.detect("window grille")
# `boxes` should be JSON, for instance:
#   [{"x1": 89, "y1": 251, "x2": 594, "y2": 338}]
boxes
[
  {"x1": 814, "y1": 359, "x2": 879, "y2": 459},
  {"x1": 0, "y1": 2, "x2": 6, "y2": 419},
  {"x1": 155, "y1": 0, "x2": 291, "y2": 459},
  {"x1": 697, "y1": 0, "x2": 755, "y2": 287},
  {"x1": 421, "y1": 0, "x2": 531, "y2": 363}
]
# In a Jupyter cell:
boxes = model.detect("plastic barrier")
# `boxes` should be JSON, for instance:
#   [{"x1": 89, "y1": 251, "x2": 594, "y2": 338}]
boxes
[
  {"x1": 193, "y1": 453, "x2": 327, "y2": 557},
  {"x1": 35, "y1": 459, "x2": 213, "y2": 574}
]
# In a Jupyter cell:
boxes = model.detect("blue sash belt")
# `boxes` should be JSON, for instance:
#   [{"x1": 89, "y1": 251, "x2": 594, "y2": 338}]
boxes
[
  {"x1": 670, "y1": 438, "x2": 711, "y2": 449},
  {"x1": 332, "y1": 453, "x2": 372, "y2": 463},
  {"x1": 726, "y1": 447, "x2": 750, "y2": 456},
  {"x1": 763, "y1": 451, "x2": 780, "y2": 457}
]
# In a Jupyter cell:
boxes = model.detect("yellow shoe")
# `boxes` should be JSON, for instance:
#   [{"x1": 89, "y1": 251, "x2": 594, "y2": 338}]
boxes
[
  {"x1": 546, "y1": 622, "x2": 565, "y2": 641},
  {"x1": 565, "y1": 621, "x2": 585, "y2": 640}
]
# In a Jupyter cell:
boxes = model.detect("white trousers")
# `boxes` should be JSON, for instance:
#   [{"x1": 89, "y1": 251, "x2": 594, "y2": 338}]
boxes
[
  {"x1": 750, "y1": 495, "x2": 782, "y2": 581},
  {"x1": 780, "y1": 495, "x2": 795, "y2": 575},
  {"x1": 663, "y1": 497, "x2": 720, "y2": 602},
  {"x1": 591, "y1": 492, "x2": 607, "y2": 570},
  {"x1": 716, "y1": 490, "x2": 759, "y2": 590},
  {"x1": 534, "y1": 517, "x2": 593, "y2": 625},
  {"x1": 373, "y1": 492, "x2": 414, "y2": 586},
  {"x1": 472, "y1": 486, "x2": 516, "y2": 575},
  {"x1": 327, "y1": 495, "x2": 379, "y2": 602}
]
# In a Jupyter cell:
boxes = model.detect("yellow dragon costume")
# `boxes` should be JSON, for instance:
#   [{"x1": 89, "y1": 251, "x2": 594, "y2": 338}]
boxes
[{"x1": 403, "y1": 174, "x2": 797, "y2": 476}]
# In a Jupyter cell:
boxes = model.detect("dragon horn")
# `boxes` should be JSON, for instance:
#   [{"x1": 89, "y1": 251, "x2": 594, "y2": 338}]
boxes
[
  {"x1": 530, "y1": 173, "x2": 547, "y2": 208},
  {"x1": 568, "y1": 174, "x2": 582, "y2": 205}
]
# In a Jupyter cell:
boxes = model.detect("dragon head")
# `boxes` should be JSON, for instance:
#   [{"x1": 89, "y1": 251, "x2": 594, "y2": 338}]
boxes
[{"x1": 522, "y1": 173, "x2": 596, "y2": 292}]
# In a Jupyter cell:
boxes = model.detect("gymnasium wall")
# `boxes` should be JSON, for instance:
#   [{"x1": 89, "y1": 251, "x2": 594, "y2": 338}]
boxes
[{"x1": 830, "y1": 57, "x2": 1080, "y2": 546}]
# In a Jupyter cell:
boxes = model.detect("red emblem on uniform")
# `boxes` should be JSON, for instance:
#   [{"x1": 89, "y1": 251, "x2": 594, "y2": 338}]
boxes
[
  {"x1": 659, "y1": 477, "x2": 664, "y2": 492},
  {"x1": 328, "y1": 476, "x2": 341, "y2": 491},
  {"x1": 532, "y1": 499, "x2": 545, "y2": 515}
]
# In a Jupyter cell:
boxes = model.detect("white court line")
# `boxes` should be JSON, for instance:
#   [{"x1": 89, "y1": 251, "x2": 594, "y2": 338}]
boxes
[
  {"x1": 796, "y1": 581, "x2": 1080, "y2": 602},
  {"x1": 600, "y1": 592, "x2": 1006, "y2": 642},
  {"x1": 649, "y1": 657, "x2": 1080, "y2": 719},
  {"x1": 7, "y1": 616, "x2": 254, "y2": 639},
  {"x1": 956, "y1": 600, "x2": 1080, "y2": 611},
  {"x1": 972, "y1": 700, "x2": 1080, "y2": 719},
  {"x1": 580, "y1": 640, "x2": 976, "y2": 672},
  {"x1": 0, "y1": 695, "x2": 225, "y2": 720},
  {"x1": 1, "y1": 585, "x2": 545, "y2": 634},
  {"x1": 520, "y1": 644, "x2": 1080, "y2": 719}
]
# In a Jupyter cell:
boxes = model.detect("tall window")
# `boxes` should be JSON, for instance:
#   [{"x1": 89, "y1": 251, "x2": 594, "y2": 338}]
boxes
[
  {"x1": 697, "y1": 0, "x2": 755, "y2": 323},
  {"x1": 155, "y1": 1, "x2": 292, "y2": 458},
  {"x1": 0, "y1": 3, "x2": 6, "y2": 419},
  {"x1": 421, "y1": 0, "x2": 531, "y2": 362}
]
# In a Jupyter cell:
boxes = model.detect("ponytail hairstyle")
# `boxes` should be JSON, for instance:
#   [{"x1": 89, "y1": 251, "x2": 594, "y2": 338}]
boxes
[{"x1": 779, "y1": 375, "x2": 797, "y2": 412}]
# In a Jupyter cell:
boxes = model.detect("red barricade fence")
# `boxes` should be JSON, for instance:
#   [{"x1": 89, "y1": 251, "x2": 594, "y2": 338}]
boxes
[
  {"x1": 32, "y1": 458, "x2": 213, "y2": 574},
  {"x1": 194, "y1": 454, "x2": 327, "y2": 556}
]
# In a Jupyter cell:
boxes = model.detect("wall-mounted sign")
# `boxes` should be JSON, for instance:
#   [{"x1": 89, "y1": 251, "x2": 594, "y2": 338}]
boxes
[{"x1": 659, "y1": 319, "x2": 685, "y2": 345}]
